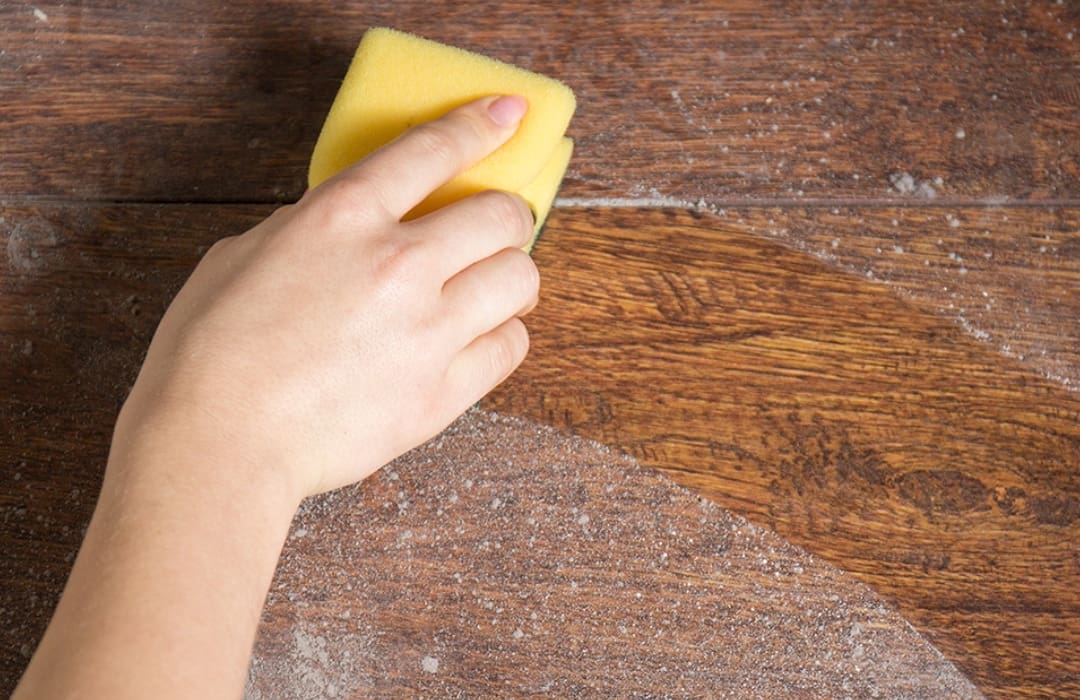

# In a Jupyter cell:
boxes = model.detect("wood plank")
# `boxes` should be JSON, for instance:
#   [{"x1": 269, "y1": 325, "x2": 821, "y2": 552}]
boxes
[
  {"x1": 3, "y1": 1, "x2": 1077, "y2": 695},
  {"x1": 484, "y1": 207, "x2": 1080, "y2": 698},
  {"x1": 1, "y1": 202, "x2": 1076, "y2": 697},
  {"x1": 1, "y1": 0, "x2": 1076, "y2": 202}
]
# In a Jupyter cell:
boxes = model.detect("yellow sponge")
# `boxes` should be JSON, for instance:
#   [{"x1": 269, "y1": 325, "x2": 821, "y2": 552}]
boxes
[
  {"x1": 309, "y1": 28, "x2": 576, "y2": 246},
  {"x1": 519, "y1": 137, "x2": 573, "y2": 251}
]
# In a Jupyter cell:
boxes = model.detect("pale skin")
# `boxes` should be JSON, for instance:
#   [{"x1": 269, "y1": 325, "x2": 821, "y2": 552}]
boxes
[{"x1": 14, "y1": 94, "x2": 539, "y2": 699}]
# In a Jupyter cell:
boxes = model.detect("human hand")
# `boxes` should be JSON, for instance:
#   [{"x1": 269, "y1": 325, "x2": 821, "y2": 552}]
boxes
[
  {"x1": 114, "y1": 95, "x2": 539, "y2": 500},
  {"x1": 15, "y1": 93, "x2": 542, "y2": 700}
]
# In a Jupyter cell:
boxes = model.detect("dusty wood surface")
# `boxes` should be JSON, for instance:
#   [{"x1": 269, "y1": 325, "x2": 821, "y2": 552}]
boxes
[
  {"x1": 0, "y1": 0, "x2": 1076, "y2": 203},
  {"x1": 1, "y1": 0, "x2": 1074, "y2": 389},
  {"x1": 1, "y1": 0, "x2": 1078, "y2": 697},
  {"x1": 248, "y1": 409, "x2": 980, "y2": 698}
]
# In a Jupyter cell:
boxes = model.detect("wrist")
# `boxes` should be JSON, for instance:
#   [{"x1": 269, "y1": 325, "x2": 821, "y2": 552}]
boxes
[{"x1": 110, "y1": 392, "x2": 307, "y2": 516}]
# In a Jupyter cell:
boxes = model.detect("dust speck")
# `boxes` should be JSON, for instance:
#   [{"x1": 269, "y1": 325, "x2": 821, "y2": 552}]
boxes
[
  {"x1": 889, "y1": 172, "x2": 916, "y2": 195},
  {"x1": 5, "y1": 218, "x2": 60, "y2": 272},
  {"x1": 890, "y1": 172, "x2": 937, "y2": 198}
]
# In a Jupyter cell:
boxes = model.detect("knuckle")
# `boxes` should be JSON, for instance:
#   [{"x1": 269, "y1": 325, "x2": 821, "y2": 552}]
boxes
[
  {"x1": 268, "y1": 202, "x2": 295, "y2": 220},
  {"x1": 489, "y1": 322, "x2": 528, "y2": 378},
  {"x1": 479, "y1": 190, "x2": 533, "y2": 239},
  {"x1": 449, "y1": 106, "x2": 491, "y2": 145},
  {"x1": 507, "y1": 249, "x2": 540, "y2": 297},
  {"x1": 370, "y1": 235, "x2": 425, "y2": 287},
  {"x1": 305, "y1": 173, "x2": 389, "y2": 228},
  {"x1": 410, "y1": 122, "x2": 465, "y2": 172},
  {"x1": 205, "y1": 235, "x2": 237, "y2": 257},
  {"x1": 489, "y1": 340, "x2": 515, "y2": 378},
  {"x1": 301, "y1": 177, "x2": 348, "y2": 211}
]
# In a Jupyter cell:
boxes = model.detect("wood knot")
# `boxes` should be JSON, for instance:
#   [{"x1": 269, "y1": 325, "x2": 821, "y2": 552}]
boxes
[{"x1": 896, "y1": 470, "x2": 989, "y2": 517}]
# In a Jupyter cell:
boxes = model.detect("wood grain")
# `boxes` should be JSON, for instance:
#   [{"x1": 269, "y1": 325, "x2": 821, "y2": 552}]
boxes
[
  {"x1": 486, "y1": 207, "x2": 1080, "y2": 698},
  {"x1": 4, "y1": 0, "x2": 1074, "y2": 384},
  {"x1": 0, "y1": 0, "x2": 1076, "y2": 202}
]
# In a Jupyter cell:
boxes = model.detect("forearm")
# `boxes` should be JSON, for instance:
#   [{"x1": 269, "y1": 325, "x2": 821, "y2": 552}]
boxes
[{"x1": 15, "y1": 415, "x2": 300, "y2": 699}]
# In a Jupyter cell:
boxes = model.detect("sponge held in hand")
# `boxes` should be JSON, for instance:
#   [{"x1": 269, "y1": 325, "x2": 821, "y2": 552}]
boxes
[{"x1": 308, "y1": 28, "x2": 576, "y2": 247}]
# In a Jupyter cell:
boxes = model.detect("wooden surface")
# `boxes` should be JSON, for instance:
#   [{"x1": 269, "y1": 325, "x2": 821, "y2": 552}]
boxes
[
  {"x1": 2, "y1": 0, "x2": 1078, "y2": 203},
  {"x1": 1, "y1": 1, "x2": 1078, "y2": 697}
]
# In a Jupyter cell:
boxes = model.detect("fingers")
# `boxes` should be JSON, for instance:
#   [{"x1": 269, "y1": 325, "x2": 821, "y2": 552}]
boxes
[
  {"x1": 441, "y1": 247, "x2": 539, "y2": 345},
  {"x1": 444, "y1": 317, "x2": 531, "y2": 410},
  {"x1": 339, "y1": 95, "x2": 528, "y2": 220},
  {"x1": 406, "y1": 189, "x2": 534, "y2": 280}
]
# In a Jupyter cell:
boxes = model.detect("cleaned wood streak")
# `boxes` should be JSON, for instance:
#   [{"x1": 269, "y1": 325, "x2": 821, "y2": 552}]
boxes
[
  {"x1": 0, "y1": 0, "x2": 1078, "y2": 698},
  {"x1": 487, "y1": 209, "x2": 1080, "y2": 697}
]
